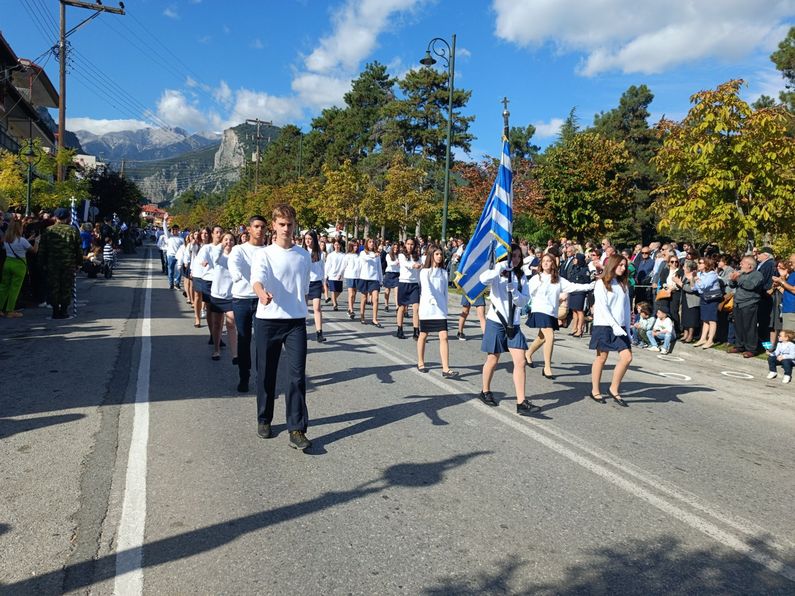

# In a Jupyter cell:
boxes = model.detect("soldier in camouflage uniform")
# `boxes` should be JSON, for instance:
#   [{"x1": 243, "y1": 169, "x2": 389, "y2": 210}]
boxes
[{"x1": 38, "y1": 207, "x2": 82, "y2": 319}]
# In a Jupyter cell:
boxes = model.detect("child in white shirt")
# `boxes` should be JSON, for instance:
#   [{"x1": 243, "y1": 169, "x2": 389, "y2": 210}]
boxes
[
  {"x1": 631, "y1": 302, "x2": 655, "y2": 348},
  {"x1": 647, "y1": 308, "x2": 675, "y2": 354},
  {"x1": 767, "y1": 329, "x2": 794, "y2": 383}
]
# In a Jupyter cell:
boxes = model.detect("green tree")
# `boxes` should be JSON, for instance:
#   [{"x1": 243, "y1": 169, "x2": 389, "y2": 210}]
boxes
[
  {"x1": 593, "y1": 84, "x2": 662, "y2": 244},
  {"x1": 508, "y1": 124, "x2": 540, "y2": 160},
  {"x1": 557, "y1": 107, "x2": 579, "y2": 143},
  {"x1": 770, "y1": 26, "x2": 795, "y2": 112},
  {"x1": 652, "y1": 79, "x2": 795, "y2": 249},
  {"x1": 257, "y1": 125, "x2": 304, "y2": 186},
  {"x1": 537, "y1": 132, "x2": 632, "y2": 243},
  {"x1": 381, "y1": 154, "x2": 436, "y2": 240},
  {"x1": 87, "y1": 169, "x2": 145, "y2": 222},
  {"x1": 0, "y1": 150, "x2": 26, "y2": 211},
  {"x1": 320, "y1": 160, "x2": 365, "y2": 230},
  {"x1": 752, "y1": 95, "x2": 777, "y2": 110}
]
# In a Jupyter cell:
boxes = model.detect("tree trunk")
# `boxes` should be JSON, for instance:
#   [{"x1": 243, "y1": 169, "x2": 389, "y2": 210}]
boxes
[
  {"x1": 363, "y1": 217, "x2": 370, "y2": 238},
  {"x1": 415, "y1": 220, "x2": 421, "y2": 239},
  {"x1": 380, "y1": 224, "x2": 386, "y2": 239},
  {"x1": 354, "y1": 216, "x2": 359, "y2": 239}
]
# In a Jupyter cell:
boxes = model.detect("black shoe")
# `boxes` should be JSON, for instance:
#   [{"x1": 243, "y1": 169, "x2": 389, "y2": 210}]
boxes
[
  {"x1": 333, "y1": 305, "x2": 339, "y2": 311},
  {"x1": 348, "y1": 310, "x2": 355, "y2": 320},
  {"x1": 457, "y1": 332, "x2": 466, "y2": 341},
  {"x1": 237, "y1": 379, "x2": 249, "y2": 393},
  {"x1": 257, "y1": 422, "x2": 272, "y2": 439},
  {"x1": 516, "y1": 400, "x2": 541, "y2": 416},
  {"x1": 384, "y1": 305, "x2": 389, "y2": 312},
  {"x1": 232, "y1": 357, "x2": 239, "y2": 366},
  {"x1": 289, "y1": 430, "x2": 311, "y2": 450},
  {"x1": 169, "y1": 284, "x2": 174, "y2": 289},
  {"x1": 589, "y1": 392, "x2": 606, "y2": 404},
  {"x1": 609, "y1": 390, "x2": 628, "y2": 407},
  {"x1": 316, "y1": 331, "x2": 327, "y2": 342},
  {"x1": 325, "y1": 297, "x2": 331, "y2": 303},
  {"x1": 478, "y1": 391, "x2": 497, "y2": 406},
  {"x1": 541, "y1": 370, "x2": 555, "y2": 380},
  {"x1": 395, "y1": 328, "x2": 406, "y2": 339}
]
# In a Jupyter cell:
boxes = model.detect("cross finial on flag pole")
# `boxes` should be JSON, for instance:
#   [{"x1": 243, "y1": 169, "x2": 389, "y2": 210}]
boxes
[{"x1": 501, "y1": 97, "x2": 510, "y2": 139}]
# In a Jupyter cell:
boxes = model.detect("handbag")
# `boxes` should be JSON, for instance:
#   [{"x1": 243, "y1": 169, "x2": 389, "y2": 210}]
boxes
[
  {"x1": 702, "y1": 285, "x2": 724, "y2": 302},
  {"x1": 719, "y1": 293, "x2": 734, "y2": 313},
  {"x1": 655, "y1": 287, "x2": 672, "y2": 300}
]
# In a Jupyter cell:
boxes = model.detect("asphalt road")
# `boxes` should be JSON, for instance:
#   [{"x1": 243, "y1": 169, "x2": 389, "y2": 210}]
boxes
[{"x1": 1, "y1": 247, "x2": 793, "y2": 595}]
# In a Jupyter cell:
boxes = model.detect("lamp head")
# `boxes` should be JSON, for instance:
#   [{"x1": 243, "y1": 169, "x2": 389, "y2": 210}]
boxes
[
  {"x1": 420, "y1": 51, "x2": 436, "y2": 66},
  {"x1": 23, "y1": 144, "x2": 36, "y2": 165}
]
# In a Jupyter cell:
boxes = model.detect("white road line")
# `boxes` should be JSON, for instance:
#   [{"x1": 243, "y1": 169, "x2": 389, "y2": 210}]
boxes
[
  {"x1": 113, "y1": 254, "x2": 153, "y2": 596},
  {"x1": 326, "y1": 320, "x2": 795, "y2": 583}
]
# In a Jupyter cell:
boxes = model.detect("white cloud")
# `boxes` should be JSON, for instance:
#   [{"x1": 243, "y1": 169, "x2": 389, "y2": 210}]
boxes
[
  {"x1": 226, "y1": 89, "x2": 303, "y2": 127},
  {"x1": 67, "y1": 117, "x2": 150, "y2": 135},
  {"x1": 292, "y1": 73, "x2": 352, "y2": 110},
  {"x1": 250, "y1": 38, "x2": 264, "y2": 50},
  {"x1": 156, "y1": 90, "x2": 209, "y2": 130},
  {"x1": 222, "y1": 25, "x2": 231, "y2": 35},
  {"x1": 493, "y1": 0, "x2": 795, "y2": 76},
  {"x1": 213, "y1": 80, "x2": 234, "y2": 109},
  {"x1": 163, "y1": 6, "x2": 179, "y2": 19},
  {"x1": 533, "y1": 117, "x2": 564, "y2": 139},
  {"x1": 457, "y1": 47, "x2": 472, "y2": 59},
  {"x1": 747, "y1": 67, "x2": 788, "y2": 103},
  {"x1": 305, "y1": 0, "x2": 421, "y2": 73},
  {"x1": 198, "y1": 35, "x2": 212, "y2": 44}
]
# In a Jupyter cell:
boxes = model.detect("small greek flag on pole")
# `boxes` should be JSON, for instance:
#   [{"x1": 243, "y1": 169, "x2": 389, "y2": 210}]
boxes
[{"x1": 454, "y1": 138, "x2": 513, "y2": 303}]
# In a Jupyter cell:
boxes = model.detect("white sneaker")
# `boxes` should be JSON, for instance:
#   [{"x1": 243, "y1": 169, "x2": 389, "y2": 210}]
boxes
[
  {"x1": 767, "y1": 372, "x2": 778, "y2": 379},
  {"x1": 783, "y1": 375, "x2": 791, "y2": 384},
  {"x1": 647, "y1": 346, "x2": 660, "y2": 352},
  {"x1": 660, "y1": 348, "x2": 669, "y2": 355}
]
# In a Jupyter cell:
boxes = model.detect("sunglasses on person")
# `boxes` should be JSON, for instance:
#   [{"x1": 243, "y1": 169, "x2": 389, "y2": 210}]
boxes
[
  {"x1": 641, "y1": 252, "x2": 650, "y2": 256},
  {"x1": 669, "y1": 259, "x2": 678, "y2": 264}
]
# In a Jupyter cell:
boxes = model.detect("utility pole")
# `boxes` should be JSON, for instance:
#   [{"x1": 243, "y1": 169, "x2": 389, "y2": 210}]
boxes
[
  {"x1": 245, "y1": 118, "x2": 272, "y2": 192},
  {"x1": 58, "y1": 0, "x2": 125, "y2": 181}
]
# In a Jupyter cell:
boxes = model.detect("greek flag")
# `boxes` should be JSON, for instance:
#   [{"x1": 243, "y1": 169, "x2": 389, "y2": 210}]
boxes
[{"x1": 455, "y1": 139, "x2": 513, "y2": 303}]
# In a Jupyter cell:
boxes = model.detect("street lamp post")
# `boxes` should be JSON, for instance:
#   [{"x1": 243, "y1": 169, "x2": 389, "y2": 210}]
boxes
[
  {"x1": 22, "y1": 141, "x2": 42, "y2": 217},
  {"x1": 420, "y1": 34, "x2": 456, "y2": 245}
]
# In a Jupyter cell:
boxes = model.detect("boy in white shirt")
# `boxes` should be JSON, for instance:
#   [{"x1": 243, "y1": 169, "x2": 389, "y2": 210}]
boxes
[
  {"x1": 647, "y1": 308, "x2": 675, "y2": 354},
  {"x1": 251, "y1": 204, "x2": 312, "y2": 451},
  {"x1": 767, "y1": 329, "x2": 794, "y2": 383}
]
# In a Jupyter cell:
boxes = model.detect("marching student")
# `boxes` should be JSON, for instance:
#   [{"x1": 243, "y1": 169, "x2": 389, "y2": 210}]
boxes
[
  {"x1": 524, "y1": 253, "x2": 594, "y2": 377},
  {"x1": 324, "y1": 239, "x2": 346, "y2": 311},
  {"x1": 589, "y1": 254, "x2": 633, "y2": 406},
  {"x1": 396, "y1": 237, "x2": 422, "y2": 340},
  {"x1": 477, "y1": 244, "x2": 541, "y2": 416},
  {"x1": 162, "y1": 217, "x2": 185, "y2": 290},
  {"x1": 417, "y1": 245, "x2": 458, "y2": 377},
  {"x1": 228, "y1": 215, "x2": 266, "y2": 393},
  {"x1": 209, "y1": 232, "x2": 239, "y2": 362},
  {"x1": 358, "y1": 237, "x2": 384, "y2": 327},
  {"x1": 383, "y1": 241, "x2": 401, "y2": 311},
  {"x1": 302, "y1": 230, "x2": 327, "y2": 342},
  {"x1": 343, "y1": 240, "x2": 360, "y2": 320},
  {"x1": 196, "y1": 225, "x2": 224, "y2": 346},
  {"x1": 189, "y1": 228, "x2": 210, "y2": 328},
  {"x1": 176, "y1": 235, "x2": 193, "y2": 305},
  {"x1": 251, "y1": 203, "x2": 313, "y2": 451}
]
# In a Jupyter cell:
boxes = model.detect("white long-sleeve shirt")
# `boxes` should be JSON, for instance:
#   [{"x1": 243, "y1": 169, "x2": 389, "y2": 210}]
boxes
[
  {"x1": 773, "y1": 341, "x2": 795, "y2": 360},
  {"x1": 385, "y1": 253, "x2": 401, "y2": 274},
  {"x1": 193, "y1": 243, "x2": 221, "y2": 281},
  {"x1": 479, "y1": 262, "x2": 530, "y2": 326},
  {"x1": 325, "y1": 251, "x2": 346, "y2": 281},
  {"x1": 251, "y1": 243, "x2": 310, "y2": 319},
  {"x1": 592, "y1": 279, "x2": 632, "y2": 337},
  {"x1": 398, "y1": 253, "x2": 421, "y2": 283},
  {"x1": 309, "y1": 252, "x2": 325, "y2": 282},
  {"x1": 527, "y1": 273, "x2": 594, "y2": 317},
  {"x1": 228, "y1": 242, "x2": 264, "y2": 299},
  {"x1": 358, "y1": 250, "x2": 383, "y2": 283},
  {"x1": 343, "y1": 253, "x2": 360, "y2": 280},
  {"x1": 419, "y1": 267, "x2": 449, "y2": 320},
  {"x1": 651, "y1": 316, "x2": 674, "y2": 336},
  {"x1": 211, "y1": 251, "x2": 234, "y2": 299}
]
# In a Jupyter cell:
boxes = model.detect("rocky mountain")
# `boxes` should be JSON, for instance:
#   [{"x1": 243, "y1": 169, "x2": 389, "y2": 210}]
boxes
[
  {"x1": 112, "y1": 122, "x2": 281, "y2": 203},
  {"x1": 73, "y1": 127, "x2": 221, "y2": 163}
]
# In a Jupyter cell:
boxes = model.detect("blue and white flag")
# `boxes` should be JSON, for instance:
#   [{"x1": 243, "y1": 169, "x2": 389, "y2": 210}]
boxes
[{"x1": 455, "y1": 139, "x2": 513, "y2": 303}]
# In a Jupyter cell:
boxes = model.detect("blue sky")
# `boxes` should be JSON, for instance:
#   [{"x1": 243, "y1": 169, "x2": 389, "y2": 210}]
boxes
[{"x1": 4, "y1": 0, "x2": 793, "y2": 157}]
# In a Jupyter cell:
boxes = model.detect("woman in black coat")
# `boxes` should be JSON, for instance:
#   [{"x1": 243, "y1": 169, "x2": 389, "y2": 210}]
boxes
[{"x1": 567, "y1": 253, "x2": 592, "y2": 337}]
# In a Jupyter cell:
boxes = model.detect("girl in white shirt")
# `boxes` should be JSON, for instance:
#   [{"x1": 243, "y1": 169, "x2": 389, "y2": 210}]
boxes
[
  {"x1": 343, "y1": 241, "x2": 360, "y2": 319},
  {"x1": 383, "y1": 242, "x2": 401, "y2": 311},
  {"x1": 189, "y1": 228, "x2": 210, "y2": 327},
  {"x1": 209, "y1": 232, "x2": 239, "y2": 362},
  {"x1": 357, "y1": 238, "x2": 384, "y2": 327},
  {"x1": 589, "y1": 254, "x2": 633, "y2": 406},
  {"x1": 396, "y1": 238, "x2": 422, "y2": 340},
  {"x1": 417, "y1": 245, "x2": 457, "y2": 377},
  {"x1": 477, "y1": 244, "x2": 541, "y2": 416},
  {"x1": 525, "y1": 253, "x2": 594, "y2": 377},
  {"x1": 324, "y1": 240, "x2": 346, "y2": 311},
  {"x1": 301, "y1": 231, "x2": 327, "y2": 342}
]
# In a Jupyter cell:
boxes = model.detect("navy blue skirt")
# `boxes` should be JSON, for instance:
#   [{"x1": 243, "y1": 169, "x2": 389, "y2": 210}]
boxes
[
  {"x1": 420, "y1": 318, "x2": 448, "y2": 333},
  {"x1": 398, "y1": 282, "x2": 420, "y2": 305},
  {"x1": 328, "y1": 279, "x2": 343, "y2": 293},
  {"x1": 383, "y1": 271, "x2": 400, "y2": 289},
  {"x1": 481, "y1": 318, "x2": 528, "y2": 354},
  {"x1": 461, "y1": 293, "x2": 486, "y2": 307},
  {"x1": 569, "y1": 292, "x2": 587, "y2": 311},
  {"x1": 526, "y1": 312, "x2": 559, "y2": 330},
  {"x1": 210, "y1": 296, "x2": 234, "y2": 313},
  {"x1": 357, "y1": 279, "x2": 381, "y2": 293},
  {"x1": 699, "y1": 299, "x2": 718, "y2": 322},
  {"x1": 589, "y1": 325, "x2": 632, "y2": 352},
  {"x1": 344, "y1": 278, "x2": 357, "y2": 290},
  {"x1": 307, "y1": 280, "x2": 323, "y2": 300}
]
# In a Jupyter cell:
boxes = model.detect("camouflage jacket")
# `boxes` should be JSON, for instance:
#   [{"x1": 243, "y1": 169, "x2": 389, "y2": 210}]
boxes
[{"x1": 39, "y1": 222, "x2": 82, "y2": 270}]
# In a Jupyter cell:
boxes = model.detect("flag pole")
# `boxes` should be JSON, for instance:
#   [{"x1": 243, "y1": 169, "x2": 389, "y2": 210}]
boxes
[{"x1": 70, "y1": 196, "x2": 78, "y2": 318}]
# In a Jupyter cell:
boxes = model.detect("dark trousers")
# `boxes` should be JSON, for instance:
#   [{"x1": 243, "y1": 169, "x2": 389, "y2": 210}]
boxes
[
  {"x1": 768, "y1": 355, "x2": 793, "y2": 376},
  {"x1": 159, "y1": 249, "x2": 167, "y2": 273},
  {"x1": 254, "y1": 318, "x2": 308, "y2": 431},
  {"x1": 232, "y1": 297, "x2": 258, "y2": 381},
  {"x1": 734, "y1": 303, "x2": 759, "y2": 353},
  {"x1": 166, "y1": 256, "x2": 181, "y2": 288},
  {"x1": 758, "y1": 295, "x2": 773, "y2": 343}
]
